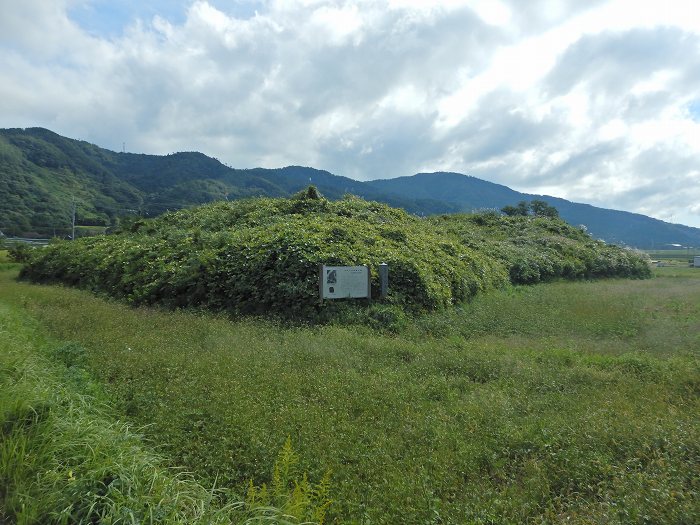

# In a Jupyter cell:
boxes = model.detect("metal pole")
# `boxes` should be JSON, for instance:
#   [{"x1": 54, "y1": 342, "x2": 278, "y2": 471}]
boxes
[{"x1": 379, "y1": 263, "x2": 388, "y2": 300}]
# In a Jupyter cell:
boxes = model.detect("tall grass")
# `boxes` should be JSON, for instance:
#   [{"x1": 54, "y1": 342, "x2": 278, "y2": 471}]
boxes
[
  {"x1": 0, "y1": 280, "x2": 330, "y2": 524},
  {"x1": 1, "y1": 267, "x2": 699, "y2": 523}
]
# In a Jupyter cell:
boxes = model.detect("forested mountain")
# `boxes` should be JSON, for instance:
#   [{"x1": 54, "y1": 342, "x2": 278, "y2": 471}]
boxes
[
  {"x1": 366, "y1": 173, "x2": 700, "y2": 248},
  {"x1": 1, "y1": 127, "x2": 698, "y2": 248}
]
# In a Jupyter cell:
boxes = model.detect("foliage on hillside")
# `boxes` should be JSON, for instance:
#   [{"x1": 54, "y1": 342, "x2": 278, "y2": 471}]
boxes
[
  {"x1": 0, "y1": 128, "x2": 286, "y2": 237},
  {"x1": 0, "y1": 127, "x2": 449, "y2": 237},
  {"x1": 431, "y1": 212, "x2": 652, "y2": 284},
  {"x1": 3, "y1": 127, "x2": 700, "y2": 248},
  {"x1": 21, "y1": 194, "x2": 507, "y2": 316},
  {"x1": 0, "y1": 130, "x2": 143, "y2": 236},
  {"x1": 21, "y1": 192, "x2": 650, "y2": 319}
]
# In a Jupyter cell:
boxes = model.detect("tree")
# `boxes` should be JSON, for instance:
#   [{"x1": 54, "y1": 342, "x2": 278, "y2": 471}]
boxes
[
  {"x1": 530, "y1": 200, "x2": 559, "y2": 218},
  {"x1": 502, "y1": 200, "x2": 559, "y2": 219},
  {"x1": 294, "y1": 185, "x2": 322, "y2": 200},
  {"x1": 501, "y1": 201, "x2": 530, "y2": 216}
]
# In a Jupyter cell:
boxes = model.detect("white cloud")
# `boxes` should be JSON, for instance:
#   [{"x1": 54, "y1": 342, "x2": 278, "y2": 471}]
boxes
[
  {"x1": 1, "y1": 0, "x2": 700, "y2": 226},
  {"x1": 309, "y1": 4, "x2": 364, "y2": 45}
]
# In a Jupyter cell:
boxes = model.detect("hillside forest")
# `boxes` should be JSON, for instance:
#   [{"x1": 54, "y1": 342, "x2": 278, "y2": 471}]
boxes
[{"x1": 2, "y1": 127, "x2": 700, "y2": 248}]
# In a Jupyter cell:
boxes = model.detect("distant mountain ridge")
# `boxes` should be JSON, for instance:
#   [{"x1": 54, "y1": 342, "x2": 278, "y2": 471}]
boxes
[
  {"x1": 365, "y1": 172, "x2": 700, "y2": 248},
  {"x1": 1, "y1": 126, "x2": 698, "y2": 249}
]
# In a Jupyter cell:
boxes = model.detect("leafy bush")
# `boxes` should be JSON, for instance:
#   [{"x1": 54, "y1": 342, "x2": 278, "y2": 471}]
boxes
[
  {"x1": 22, "y1": 195, "x2": 507, "y2": 318},
  {"x1": 431, "y1": 213, "x2": 651, "y2": 284},
  {"x1": 21, "y1": 194, "x2": 651, "y2": 320},
  {"x1": 8, "y1": 243, "x2": 33, "y2": 263}
]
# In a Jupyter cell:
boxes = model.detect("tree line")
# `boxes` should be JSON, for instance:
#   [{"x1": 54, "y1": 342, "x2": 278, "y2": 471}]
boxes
[{"x1": 501, "y1": 199, "x2": 559, "y2": 218}]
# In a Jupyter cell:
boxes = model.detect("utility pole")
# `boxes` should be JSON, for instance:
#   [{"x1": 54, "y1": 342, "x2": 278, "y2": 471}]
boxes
[{"x1": 71, "y1": 199, "x2": 76, "y2": 240}]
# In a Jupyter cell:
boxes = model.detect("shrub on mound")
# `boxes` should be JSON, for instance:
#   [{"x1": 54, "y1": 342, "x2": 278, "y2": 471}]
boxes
[
  {"x1": 21, "y1": 194, "x2": 651, "y2": 319},
  {"x1": 21, "y1": 195, "x2": 509, "y2": 318},
  {"x1": 430, "y1": 213, "x2": 652, "y2": 284}
]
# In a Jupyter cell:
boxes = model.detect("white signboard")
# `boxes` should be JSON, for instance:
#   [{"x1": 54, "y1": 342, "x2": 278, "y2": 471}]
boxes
[{"x1": 320, "y1": 265, "x2": 370, "y2": 299}]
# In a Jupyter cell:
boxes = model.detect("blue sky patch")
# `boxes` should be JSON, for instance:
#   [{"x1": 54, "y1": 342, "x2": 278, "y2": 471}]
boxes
[
  {"x1": 68, "y1": 1, "x2": 263, "y2": 37},
  {"x1": 688, "y1": 100, "x2": 700, "y2": 122},
  {"x1": 68, "y1": 0, "x2": 189, "y2": 37}
]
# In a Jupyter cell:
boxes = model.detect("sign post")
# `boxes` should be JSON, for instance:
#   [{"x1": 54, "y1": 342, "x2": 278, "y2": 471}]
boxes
[
  {"x1": 379, "y1": 263, "x2": 389, "y2": 300},
  {"x1": 320, "y1": 265, "x2": 371, "y2": 301}
]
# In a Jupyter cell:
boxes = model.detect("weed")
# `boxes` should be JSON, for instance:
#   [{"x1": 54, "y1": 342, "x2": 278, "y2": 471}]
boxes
[{"x1": 0, "y1": 293, "x2": 329, "y2": 524}]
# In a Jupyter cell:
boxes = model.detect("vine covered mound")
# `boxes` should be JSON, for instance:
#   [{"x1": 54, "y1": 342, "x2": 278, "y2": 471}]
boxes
[{"x1": 20, "y1": 192, "x2": 651, "y2": 319}]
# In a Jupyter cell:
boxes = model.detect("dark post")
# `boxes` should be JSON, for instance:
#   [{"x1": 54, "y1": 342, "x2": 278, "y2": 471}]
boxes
[{"x1": 379, "y1": 263, "x2": 389, "y2": 300}]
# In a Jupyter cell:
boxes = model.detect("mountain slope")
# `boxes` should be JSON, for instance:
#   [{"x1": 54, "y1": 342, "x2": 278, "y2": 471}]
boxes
[
  {"x1": 1, "y1": 127, "x2": 698, "y2": 249},
  {"x1": 0, "y1": 128, "x2": 143, "y2": 234},
  {"x1": 366, "y1": 172, "x2": 700, "y2": 248}
]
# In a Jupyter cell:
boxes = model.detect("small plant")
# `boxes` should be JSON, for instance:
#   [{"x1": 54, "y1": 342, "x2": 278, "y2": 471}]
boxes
[
  {"x1": 363, "y1": 304, "x2": 409, "y2": 332},
  {"x1": 245, "y1": 438, "x2": 332, "y2": 524},
  {"x1": 8, "y1": 242, "x2": 32, "y2": 263}
]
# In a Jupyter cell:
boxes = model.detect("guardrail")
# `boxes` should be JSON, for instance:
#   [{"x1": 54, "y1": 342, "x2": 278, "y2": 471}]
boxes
[{"x1": 2, "y1": 237, "x2": 51, "y2": 247}]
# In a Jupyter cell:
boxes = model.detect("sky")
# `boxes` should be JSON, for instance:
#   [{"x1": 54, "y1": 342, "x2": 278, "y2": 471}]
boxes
[{"x1": 1, "y1": 1, "x2": 700, "y2": 227}]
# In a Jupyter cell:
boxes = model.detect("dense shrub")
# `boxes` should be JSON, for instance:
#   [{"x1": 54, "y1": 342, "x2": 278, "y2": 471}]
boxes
[
  {"x1": 21, "y1": 195, "x2": 651, "y2": 319},
  {"x1": 431, "y1": 213, "x2": 652, "y2": 284},
  {"x1": 8, "y1": 242, "x2": 33, "y2": 263}
]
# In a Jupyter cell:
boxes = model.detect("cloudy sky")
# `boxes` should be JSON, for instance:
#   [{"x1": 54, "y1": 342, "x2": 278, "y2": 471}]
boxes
[{"x1": 2, "y1": 1, "x2": 700, "y2": 226}]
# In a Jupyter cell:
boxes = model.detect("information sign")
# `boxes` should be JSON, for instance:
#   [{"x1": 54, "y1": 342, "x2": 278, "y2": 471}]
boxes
[{"x1": 320, "y1": 265, "x2": 370, "y2": 299}]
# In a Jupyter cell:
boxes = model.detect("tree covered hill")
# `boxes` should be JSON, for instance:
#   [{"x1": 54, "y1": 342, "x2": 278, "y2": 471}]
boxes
[
  {"x1": 0, "y1": 127, "x2": 143, "y2": 235},
  {"x1": 367, "y1": 172, "x2": 700, "y2": 248},
  {"x1": 1, "y1": 126, "x2": 698, "y2": 248},
  {"x1": 0, "y1": 128, "x2": 287, "y2": 236},
  {"x1": 21, "y1": 191, "x2": 651, "y2": 321},
  {"x1": 0, "y1": 127, "x2": 454, "y2": 237}
]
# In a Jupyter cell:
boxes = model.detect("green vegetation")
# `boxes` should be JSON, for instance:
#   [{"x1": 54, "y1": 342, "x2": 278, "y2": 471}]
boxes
[
  {"x1": 432, "y1": 212, "x2": 651, "y2": 284},
  {"x1": 20, "y1": 193, "x2": 650, "y2": 320},
  {"x1": 0, "y1": 269, "x2": 331, "y2": 524},
  {"x1": 501, "y1": 199, "x2": 559, "y2": 218},
  {"x1": 4, "y1": 127, "x2": 700, "y2": 248},
  {"x1": 0, "y1": 130, "x2": 694, "y2": 523},
  {"x1": 647, "y1": 249, "x2": 698, "y2": 266},
  {"x1": 0, "y1": 127, "x2": 281, "y2": 237},
  {"x1": 7, "y1": 242, "x2": 34, "y2": 264},
  {"x1": 1, "y1": 266, "x2": 698, "y2": 523},
  {"x1": 0, "y1": 129, "x2": 142, "y2": 236}
]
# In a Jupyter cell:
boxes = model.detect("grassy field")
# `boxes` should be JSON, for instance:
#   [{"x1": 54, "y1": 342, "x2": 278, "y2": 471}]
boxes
[
  {"x1": 1, "y1": 267, "x2": 698, "y2": 523},
  {"x1": 0, "y1": 294, "x2": 235, "y2": 523},
  {"x1": 0, "y1": 267, "x2": 331, "y2": 524},
  {"x1": 646, "y1": 249, "x2": 698, "y2": 266}
]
